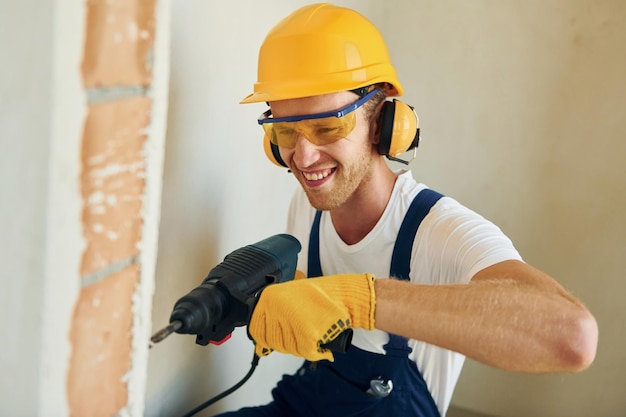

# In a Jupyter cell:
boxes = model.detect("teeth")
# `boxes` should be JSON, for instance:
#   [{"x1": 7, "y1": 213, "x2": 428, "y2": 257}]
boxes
[{"x1": 303, "y1": 169, "x2": 331, "y2": 181}]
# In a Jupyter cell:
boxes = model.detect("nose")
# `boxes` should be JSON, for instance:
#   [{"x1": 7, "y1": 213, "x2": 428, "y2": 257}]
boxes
[{"x1": 290, "y1": 133, "x2": 321, "y2": 168}]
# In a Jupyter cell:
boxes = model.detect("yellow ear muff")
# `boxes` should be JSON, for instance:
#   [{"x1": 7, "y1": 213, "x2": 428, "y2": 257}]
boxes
[
  {"x1": 263, "y1": 132, "x2": 288, "y2": 167},
  {"x1": 378, "y1": 99, "x2": 420, "y2": 157}
]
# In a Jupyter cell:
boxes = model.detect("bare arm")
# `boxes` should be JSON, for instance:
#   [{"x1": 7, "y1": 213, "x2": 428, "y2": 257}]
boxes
[{"x1": 374, "y1": 259, "x2": 598, "y2": 373}]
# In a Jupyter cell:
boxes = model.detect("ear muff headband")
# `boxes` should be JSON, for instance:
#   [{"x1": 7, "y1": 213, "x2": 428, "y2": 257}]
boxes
[{"x1": 263, "y1": 131, "x2": 288, "y2": 167}]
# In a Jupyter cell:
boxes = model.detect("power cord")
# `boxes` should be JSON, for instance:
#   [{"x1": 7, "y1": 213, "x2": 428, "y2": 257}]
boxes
[{"x1": 180, "y1": 350, "x2": 261, "y2": 417}]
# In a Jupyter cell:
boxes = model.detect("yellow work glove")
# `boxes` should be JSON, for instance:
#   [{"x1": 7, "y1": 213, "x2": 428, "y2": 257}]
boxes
[{"x1": 248, "y1": 273, "x2": 376, "y2": 362}]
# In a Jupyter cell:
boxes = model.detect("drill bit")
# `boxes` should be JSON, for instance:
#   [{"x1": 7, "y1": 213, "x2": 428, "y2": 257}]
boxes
[{"x1": 149, "y1": 320, "x2": 183, "y2": 349}]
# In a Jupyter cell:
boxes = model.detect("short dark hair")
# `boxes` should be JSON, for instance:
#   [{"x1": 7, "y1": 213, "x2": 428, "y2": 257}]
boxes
[
  {"x1": 352, "y1": 83, "x2": 388, "y2": 122},
  {"x1": 363, "y1": 89, "x2": 386, "y2": 122}
]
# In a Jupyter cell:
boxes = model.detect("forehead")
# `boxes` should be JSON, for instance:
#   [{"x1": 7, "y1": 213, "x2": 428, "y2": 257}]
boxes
[{"x1": 269, "y1": 91, "x2": 357, "y2": 118}]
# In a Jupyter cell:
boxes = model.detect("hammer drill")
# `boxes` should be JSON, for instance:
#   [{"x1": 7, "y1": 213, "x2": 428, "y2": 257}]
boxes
[{"x1": 150, "y1": 234, "x2": 352, "y2": 352}]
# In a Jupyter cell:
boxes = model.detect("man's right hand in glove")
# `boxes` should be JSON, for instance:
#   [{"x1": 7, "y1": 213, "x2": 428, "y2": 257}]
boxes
[{"x1": 248, "y1": 273, "x2": 377, "y2": 362}]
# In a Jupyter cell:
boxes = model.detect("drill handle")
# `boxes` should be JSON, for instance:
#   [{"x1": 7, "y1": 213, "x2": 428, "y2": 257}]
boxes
[{"x1": 320, "y1": 329, "x2": 353, "y2": 353}]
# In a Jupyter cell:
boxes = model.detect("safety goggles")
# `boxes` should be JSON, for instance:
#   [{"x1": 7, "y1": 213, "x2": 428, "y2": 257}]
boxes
[{"x1": 257, "y1": 89, "x2": 378, "y2": 149}]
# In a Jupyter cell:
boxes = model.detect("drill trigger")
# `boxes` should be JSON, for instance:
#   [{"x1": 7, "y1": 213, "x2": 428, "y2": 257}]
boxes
[{"x1": 209, "y1": 333, "x2": 232, "y2": 345}]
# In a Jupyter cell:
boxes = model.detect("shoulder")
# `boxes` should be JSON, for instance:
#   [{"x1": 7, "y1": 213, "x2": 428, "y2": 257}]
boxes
[
  {"x1": 394, "y1": 171, "x2": 522, "y2": 283},
  {"x1": 414, "y1": 193, "x2": 523, "y2": 284}
]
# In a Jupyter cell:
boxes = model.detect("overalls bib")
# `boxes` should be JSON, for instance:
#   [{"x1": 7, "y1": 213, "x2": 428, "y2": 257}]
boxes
[{"x1": 217, "y1": 189, "x2": 443, "y2": 417}]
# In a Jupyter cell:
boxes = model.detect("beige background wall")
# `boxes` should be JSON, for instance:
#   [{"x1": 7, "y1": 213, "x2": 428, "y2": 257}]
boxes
[
  {"x1": 387, "y1": 1, "x2": 625, "y2": 416},
  {"x1": 147, "y1": 1, "x2": 625, "y2": 417}
]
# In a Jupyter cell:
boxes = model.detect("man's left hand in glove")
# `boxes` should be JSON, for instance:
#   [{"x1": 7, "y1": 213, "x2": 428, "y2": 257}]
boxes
[{"x1": 248, "y1": 273, "x2": 376, "y2": 362}]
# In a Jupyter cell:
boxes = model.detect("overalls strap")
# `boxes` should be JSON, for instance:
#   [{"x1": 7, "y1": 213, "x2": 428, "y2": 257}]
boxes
[
  {"x1": 307, "y1": 210, "x2": 323, "y2": 278},
  {"x1": 385, "y1": 189, "x2": 444, "y2": 354},
  {"x1": 390, "y1": 188, "x2": 444, "y2": 280}
]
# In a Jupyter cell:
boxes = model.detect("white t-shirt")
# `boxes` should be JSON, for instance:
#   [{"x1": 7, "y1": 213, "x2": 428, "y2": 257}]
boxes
[{"x1": 286, "y1": 170, "x2": 523, "y2": 416}]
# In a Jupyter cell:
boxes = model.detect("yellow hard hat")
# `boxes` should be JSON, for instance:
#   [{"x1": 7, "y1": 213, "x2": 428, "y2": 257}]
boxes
[{"x1": 241, "y1": 3, "x2": 403, "y2": 104}]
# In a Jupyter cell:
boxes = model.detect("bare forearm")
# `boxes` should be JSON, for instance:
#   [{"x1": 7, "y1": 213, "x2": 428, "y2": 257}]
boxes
[{"x1": 374, "y1": 261, "x2": 598, "y2": 373}]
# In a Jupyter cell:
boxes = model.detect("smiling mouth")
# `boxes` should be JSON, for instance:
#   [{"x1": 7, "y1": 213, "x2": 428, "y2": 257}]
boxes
[{"x1": 302, "y1": 168, "x2": 334, "y2": 181}]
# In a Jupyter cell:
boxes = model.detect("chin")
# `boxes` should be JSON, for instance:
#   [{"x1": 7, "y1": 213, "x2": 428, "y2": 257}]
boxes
[{"x1": 304, "y1": 191, "x2": 343, "y2": 211}]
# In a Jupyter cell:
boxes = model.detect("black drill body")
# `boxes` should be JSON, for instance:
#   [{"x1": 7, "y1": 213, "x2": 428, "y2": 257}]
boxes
[
  {"x1": 155, "y1": 233, "x2": 353, "y2": 352},
  {"x1": 169, "y1": 234, "x2": 301, "y2": 346}
]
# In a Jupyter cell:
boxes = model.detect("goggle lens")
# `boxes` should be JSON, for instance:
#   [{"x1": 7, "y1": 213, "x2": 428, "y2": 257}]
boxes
[
  {"x1": 261, "y1": 113, "x2": 357, "y2": 148},
  {"x1": 258, "y1": 89, "x2": 378, "y2": 149}
]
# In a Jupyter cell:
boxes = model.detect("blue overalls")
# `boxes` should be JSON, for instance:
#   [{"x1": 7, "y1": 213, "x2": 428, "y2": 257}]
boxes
[{"x1": 216, "y1": 189, "x2": 443, "y2": 417}]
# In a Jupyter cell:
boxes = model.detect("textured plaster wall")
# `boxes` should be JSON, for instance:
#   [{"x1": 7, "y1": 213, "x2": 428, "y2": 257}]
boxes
[
  {"x1": 67, "y1": 1, "x2": 169, "y2": 416},
  {"x1": 1, "y1": 0, "x2": 169, "y2": 416}
]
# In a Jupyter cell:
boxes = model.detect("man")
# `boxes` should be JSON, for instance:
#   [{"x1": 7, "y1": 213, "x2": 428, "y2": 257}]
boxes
[{"x1": 217, "y1": 3, "x2": 598, "y2": 416}]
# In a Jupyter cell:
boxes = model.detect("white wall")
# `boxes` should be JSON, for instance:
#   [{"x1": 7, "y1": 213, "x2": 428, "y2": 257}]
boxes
[
  {"x1": 0, "y1": 1, "x2": 53, "y2": 413},
  {"x1": 0, "y1": 2, "x2": 84, "y2": 415},
  {"x1": 146, "y1": 1, "x2": 626, "y2": 417}
]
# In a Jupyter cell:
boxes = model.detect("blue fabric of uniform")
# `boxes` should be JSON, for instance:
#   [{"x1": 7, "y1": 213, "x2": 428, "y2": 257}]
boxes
[
  {"x1": 214, "y1": 345, "x2": 441, "y2": 417},
  {"x1": 307, "y1": 209, "x2": 323, "y2": 278}
]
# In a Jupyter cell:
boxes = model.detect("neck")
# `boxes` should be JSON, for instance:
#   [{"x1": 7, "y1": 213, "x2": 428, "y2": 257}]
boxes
[{"x1": 330, "y1": 160, "x2": 398, "y2": 245}]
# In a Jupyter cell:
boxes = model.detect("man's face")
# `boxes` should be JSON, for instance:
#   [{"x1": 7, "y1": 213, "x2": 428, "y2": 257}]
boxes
[{"x1": 270, "y1": 91, "x2": 378, "y2": 211}]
